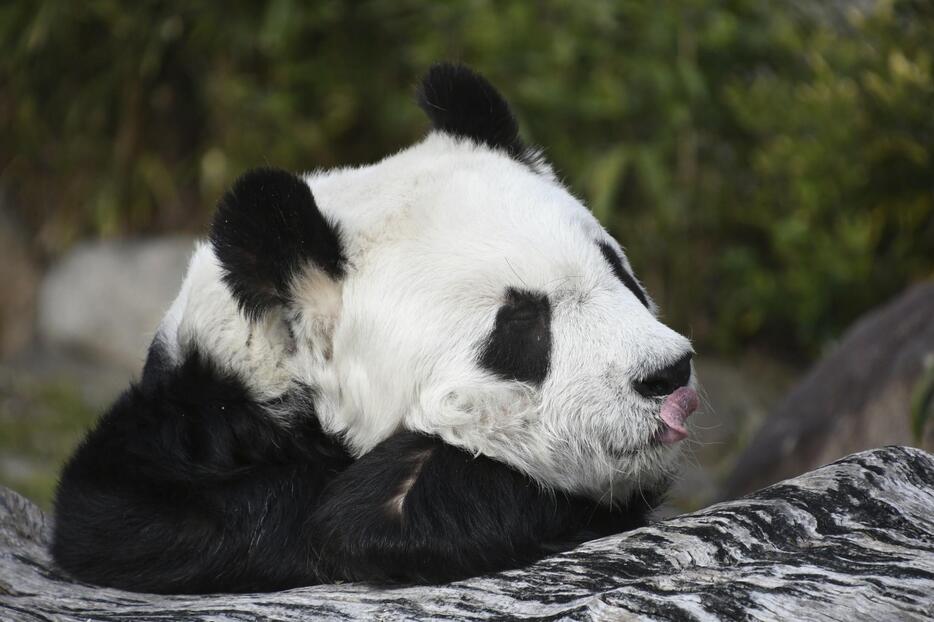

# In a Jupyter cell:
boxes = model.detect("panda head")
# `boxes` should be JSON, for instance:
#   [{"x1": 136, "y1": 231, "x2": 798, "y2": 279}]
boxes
[{"x1": 163, "y1": 63, "x2": 697, "y2": 503}]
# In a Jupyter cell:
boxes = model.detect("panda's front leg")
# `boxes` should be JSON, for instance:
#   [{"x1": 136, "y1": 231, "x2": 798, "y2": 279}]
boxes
[{"x1": 310, "y1": 432, "x2": 641, "y2": 584}]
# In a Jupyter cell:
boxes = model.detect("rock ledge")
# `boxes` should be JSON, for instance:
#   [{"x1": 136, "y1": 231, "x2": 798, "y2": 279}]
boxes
[{"x1": 1, "y1": 446, "x2": 932, "y2": 621}]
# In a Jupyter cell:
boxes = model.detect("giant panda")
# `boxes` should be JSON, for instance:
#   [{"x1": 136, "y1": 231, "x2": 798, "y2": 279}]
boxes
[{"x1": 51, "y1": 63, "x2": 699, "y2": 594}]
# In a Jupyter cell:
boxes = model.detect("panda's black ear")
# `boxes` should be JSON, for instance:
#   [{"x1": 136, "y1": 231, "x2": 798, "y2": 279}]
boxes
[
  {"x1": 210, "y1": 167, "x2": 345, "y2": 321},
  {"x1": 416, "y1": 63, "x2": 524, "y2": 158}
]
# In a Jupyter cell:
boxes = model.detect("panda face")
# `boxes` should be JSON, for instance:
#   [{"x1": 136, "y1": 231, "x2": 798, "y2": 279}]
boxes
[
  {"x1": 306, "y1": 131, "x2": 694, "y2": 501},
  {"x1": 167, "y1": 64, "x2": 695, "y2": 504}
]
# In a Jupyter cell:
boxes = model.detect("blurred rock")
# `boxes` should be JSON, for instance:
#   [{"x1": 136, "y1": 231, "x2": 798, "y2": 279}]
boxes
[
  {"x1": 668, "y1": 356, "x2": 795, "y2": 512},
  {"x1": 724, "y1": 280, "x2": 934, "y2": 499},
  {"x1": 0, "y1": 201, "x2": 40, "y2": 359},
  {"x1": 36, "y1": 236, "x2": 196, "y2": 371}
]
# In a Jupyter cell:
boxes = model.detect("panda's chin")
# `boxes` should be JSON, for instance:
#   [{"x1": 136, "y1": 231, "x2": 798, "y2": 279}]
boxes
[
  {"x1": 605, "y1": 434, "x2": 679, "y2": 460},
  {"x1": 605, "y1": 386, "x2": 699, "y2": 459},
  {"x1": 598, "y1": 423, "x2": 668, "y2": 459}
]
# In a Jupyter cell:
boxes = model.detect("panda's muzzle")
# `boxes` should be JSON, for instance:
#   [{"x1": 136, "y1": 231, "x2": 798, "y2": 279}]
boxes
[{"x1": 632, "y1": 353, "x2": 698, "y2": 445}]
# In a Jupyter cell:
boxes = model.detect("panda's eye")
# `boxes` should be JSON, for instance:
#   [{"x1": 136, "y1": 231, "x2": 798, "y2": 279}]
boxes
[
  {"x1": 598, "y1": 241, "x2": 649, "y2": 308},
  {"x1": 499, "y1": 294, "x2": 548, "y2": 325},
  {"x1": 478, "y1": 287, "x2": 552, "y2": 385}
]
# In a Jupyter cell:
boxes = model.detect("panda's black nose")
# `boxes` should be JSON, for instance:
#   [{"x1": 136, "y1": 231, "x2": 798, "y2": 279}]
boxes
[{"x1": 633, "y1": 353, "x2": 693, "y2": 398}]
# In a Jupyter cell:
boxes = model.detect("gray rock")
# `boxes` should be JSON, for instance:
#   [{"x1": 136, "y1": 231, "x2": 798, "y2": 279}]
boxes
[
  {"x1": 1, "y1": 446, "x2": 931, "y2": 621},
  {"x1": 725, "y1": 281, "x2": 934, "y2": 499},
  {"x1": 36, "y1": 236, "x2": 196, "y2": 370}
]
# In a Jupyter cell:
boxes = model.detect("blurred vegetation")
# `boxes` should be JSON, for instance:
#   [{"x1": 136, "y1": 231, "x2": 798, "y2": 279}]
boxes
[
  {"x1": 2, "y1": 0, "x2": 932, "y2": 361},
  {"x1": 0, "y1": 374, "x2": 97, "y2": 507},
  {"x1": 913, "y1": 366, "x2": 934, "y2": 443}
]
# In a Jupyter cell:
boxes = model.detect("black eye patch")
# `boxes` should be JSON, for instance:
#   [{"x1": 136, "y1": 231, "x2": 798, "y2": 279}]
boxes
[
  {"x1": 598, "y1": 242, "x2": 649, "y2": 308},
  {"x1": 479, "y1": 288, "x2": 552, "y2": 385}
]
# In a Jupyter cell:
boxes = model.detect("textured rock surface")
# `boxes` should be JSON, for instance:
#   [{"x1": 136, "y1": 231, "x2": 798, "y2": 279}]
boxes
[
  {"x1": 0, "y1": 446, "x2": 932, "y2": 621},
  {"x1": 36, "y1": 236, "x2": 196, "y2": 370},
  {"x1": 726, "y1": 281, "x2": 934, "y2": 498}
]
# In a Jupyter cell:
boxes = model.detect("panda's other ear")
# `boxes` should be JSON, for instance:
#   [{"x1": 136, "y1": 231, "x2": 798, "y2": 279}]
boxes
[
  {"x1": 416, "y1": 62, "x2": 524, "y2": 157},
  {"x1": 210, "y1": 167, "x2": 345, "y2": 321}
]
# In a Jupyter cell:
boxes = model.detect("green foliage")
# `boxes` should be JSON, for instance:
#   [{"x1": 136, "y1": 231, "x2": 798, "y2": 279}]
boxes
[
  {"x1": 0, "y1": 377, "x2": 97, "y2": 509},
  {"x1": 1, "y1": 0, "x2": 932, "y2": 359}
]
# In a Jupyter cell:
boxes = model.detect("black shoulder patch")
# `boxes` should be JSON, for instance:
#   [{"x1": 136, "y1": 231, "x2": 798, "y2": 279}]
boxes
[
  {"x1": 210, "y1": 168, "x2": 345, "y2": 321},
  {"x1": 52, "y1": 343, "x2": 352, "y2": 593},
  {"x1": 598, "y1": 242, "x2": 649, "y2": 308},
  {"x1": 479, "y1": 287, "x2": 552, "y2": 385},
  {"x1": 416, "y1": 63, "x2": 524, "y2": 158}
]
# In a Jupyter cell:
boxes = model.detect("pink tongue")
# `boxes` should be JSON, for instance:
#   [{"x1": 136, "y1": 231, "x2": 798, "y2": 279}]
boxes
[{"x1": 657, "y1": 386, "x2": 700, "y2": 444}]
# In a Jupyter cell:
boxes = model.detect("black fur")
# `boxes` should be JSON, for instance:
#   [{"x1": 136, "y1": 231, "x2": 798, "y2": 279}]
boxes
[
  {"x1": 210, "y1": 167, "x2": 345, "y2": 321},
  {"x1": 479, "y1": 287, "x2": 552, "y2": 385},
  {"x1": 52, "y1": 342, "x2": 658, "y2": 593},
  {"x1": 52, "y1": 343, "x2": 352, "y2": 594},
  {"x1": 417, "y1": 62, "x2": 528, "y2": 160},
  {"x1": 598, "y1": 242, "x2": 649, "y2": 308},
  {"x1": 312, "y1": 432, "x2": 656, "y2": 584}
]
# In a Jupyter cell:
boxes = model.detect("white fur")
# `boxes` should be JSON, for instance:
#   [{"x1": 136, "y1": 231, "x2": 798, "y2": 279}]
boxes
[
  {"x1": 158, "y1": 132, "x2": 694, "y2": 501},
  {"x1": 158, "y1": 243, "x2": 297, "y2": 403}
]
